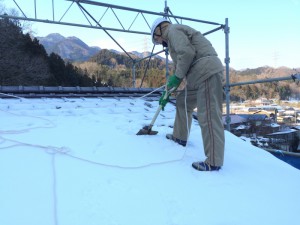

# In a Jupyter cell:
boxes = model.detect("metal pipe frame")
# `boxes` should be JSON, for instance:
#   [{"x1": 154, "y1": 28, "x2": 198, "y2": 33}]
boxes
[
  {"x1": 229, "y1": 74, "x2": 300, "y2": 87},
  {"x1": 224, "y1": 18, "x2": 231, "y2": 131},
  {"x1": 1, "y1": 0, "x2": 231, "y2": 129}
]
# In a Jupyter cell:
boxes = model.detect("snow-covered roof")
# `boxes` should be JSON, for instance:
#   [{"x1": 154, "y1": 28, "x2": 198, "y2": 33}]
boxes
[
  {"x1": 270, "y1": 123, "x2": 281, "y2": 128},
  {"x1": 266, "y1": 129, "x2": 298, "y2": 135},
  {"x1": 222, "y1": 114, "x2": 247, "y2": 124},
  {"x1": 238, "y1": 113, "x2": 268, "y2": 120},
  {"x1": 234, "y1": 124, "x2": 248, "y2": 130},
  {"x1": 1, "y1": 96, "x2": 300, "y2": 225},
  {"x1": 291, "y1": 126, "x2": 300, "y2": 130}
]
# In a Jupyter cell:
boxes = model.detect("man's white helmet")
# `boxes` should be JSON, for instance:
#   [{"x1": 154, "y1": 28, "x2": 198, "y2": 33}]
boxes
[{"x1": 151, "y1": 17, "x2": 170, "y2": 45}]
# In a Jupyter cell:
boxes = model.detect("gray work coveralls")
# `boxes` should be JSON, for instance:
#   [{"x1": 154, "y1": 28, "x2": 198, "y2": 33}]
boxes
[{"x1": 163, "y1": 24, "x2": 225, "y2": 167}]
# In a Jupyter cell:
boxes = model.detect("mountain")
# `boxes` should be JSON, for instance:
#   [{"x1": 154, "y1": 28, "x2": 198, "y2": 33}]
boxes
[
  {"x1": 130, "y1": 51, "x2": 165, "y2": 60},
  {"x1": 37, "y1": 33, "x2": 165, "y2": 63},
  {"x1": 36, "y1": 34, "x2": 298, "y2": 76},
  {"x1": 89, "y1": 49, "x2": 166, "y2": 70},
  {"x1": 37, "y1": 33, "x2": 101, "y2": 62},
  {"x1": 237, "y1": 66, "x2": 296, "y2": 77}
]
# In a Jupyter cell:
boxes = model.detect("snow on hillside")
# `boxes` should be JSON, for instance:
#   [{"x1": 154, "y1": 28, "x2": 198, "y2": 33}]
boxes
[{"x1": 1, "y1": 96, "x2": 300, "y2": 225}]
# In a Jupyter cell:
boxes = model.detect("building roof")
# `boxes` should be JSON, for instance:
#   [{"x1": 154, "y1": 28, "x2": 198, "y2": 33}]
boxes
[
  {"x1": 238, "y1": 113, "x2": 268, "y2": 121},
  {"x1": 266, "y1": 129, "x2": 298, "y2": 136},
  {"x1": 1, "y1": 94, "x2": 300, "y2": 225},
  {"x1": 222, "y1": 114, "x2": 247, "y2": 125}
]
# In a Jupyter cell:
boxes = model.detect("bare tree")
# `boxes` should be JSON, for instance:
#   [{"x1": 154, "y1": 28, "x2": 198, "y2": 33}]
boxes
[
  {"x1": 0, "y1": 0, "x2": 5, "y2": 14},
  {"x1": 0, "y1": 2, "x2": 34, "y2": 36}
]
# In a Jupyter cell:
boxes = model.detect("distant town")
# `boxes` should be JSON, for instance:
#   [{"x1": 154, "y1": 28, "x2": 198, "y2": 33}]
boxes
[{"x1": 223, "y1": 98, "x2": 300, "y2": 153}]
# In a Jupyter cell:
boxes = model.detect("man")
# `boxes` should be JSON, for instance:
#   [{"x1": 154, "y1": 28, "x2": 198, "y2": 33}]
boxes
[{"x1": 151, "y1": 18, "x2": 225, "y2": 171}]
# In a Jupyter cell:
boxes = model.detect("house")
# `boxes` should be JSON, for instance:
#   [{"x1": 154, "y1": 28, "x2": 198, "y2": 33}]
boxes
[{"x1": 266, "y1": 129, "x2": 300, "y2": 152}]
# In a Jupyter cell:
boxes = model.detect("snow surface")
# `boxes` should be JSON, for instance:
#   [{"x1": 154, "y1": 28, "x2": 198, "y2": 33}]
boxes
[{"x1": 1, "y1": 96, "x2": 300, "y2": 225}]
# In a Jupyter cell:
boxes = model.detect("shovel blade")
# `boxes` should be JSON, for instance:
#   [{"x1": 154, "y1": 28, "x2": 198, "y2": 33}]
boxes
[{"x1": 136, "y1": 125, "x2": 158, "y2": 135}]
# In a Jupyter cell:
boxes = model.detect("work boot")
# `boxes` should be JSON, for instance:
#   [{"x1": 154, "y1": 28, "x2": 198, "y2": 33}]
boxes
[
  {"x1": 192, "y1": 161, "x2": 221, "y2": 171},
  {"x1": 166, "y1": 134, "x2": 187, "y2": 147}
]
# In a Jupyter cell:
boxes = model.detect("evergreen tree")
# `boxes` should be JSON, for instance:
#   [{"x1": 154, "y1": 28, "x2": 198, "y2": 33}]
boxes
[
  {"x1": 0, "y1": 17, "x2": 94, "y2": 86},
  {"x1": 0, "y1": 16, "x2": 51, "y2": 85}
]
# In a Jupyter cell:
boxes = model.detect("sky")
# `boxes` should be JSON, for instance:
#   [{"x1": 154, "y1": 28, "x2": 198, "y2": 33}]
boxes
[
  {"x1": 1, "y1": 0, "x2": 300, "y2": 70},
  {"x1": 1, "y1": 96, "x2": 300, "y2": 225}
]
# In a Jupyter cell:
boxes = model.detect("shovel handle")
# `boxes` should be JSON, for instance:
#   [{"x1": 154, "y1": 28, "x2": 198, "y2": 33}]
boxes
[
  {"x1": 148, "y1": 105, "x2": 163, "y2": 129},
  {"x1": 149, "y1": 88, "x2": 175, "y2": 130},
  {"x1": 148, "y1": 88, "x2": 173, "y2": 129}
]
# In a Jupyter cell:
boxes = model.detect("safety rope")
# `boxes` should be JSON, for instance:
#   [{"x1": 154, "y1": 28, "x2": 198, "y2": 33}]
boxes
[
  {"x1": 0, "y1": 92, "x2": 25, "y2": 100},
  {"x1": 0, "y1": 88, "x2": 188, "y2": 225},
  {"x1": 137, "y1": 85, "x2": 165, "y2": 99},
  {"x1": 184, "y1": 80, "x2": 191, "y2": 145},
  {"x1": 0, "y1": 108, "x2": 56, "y2": 134}
]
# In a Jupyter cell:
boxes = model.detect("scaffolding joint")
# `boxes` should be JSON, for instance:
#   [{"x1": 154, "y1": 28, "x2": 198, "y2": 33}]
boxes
[
  {"x1": 291, "y1": 73, "x2": 300, "y2": 82},
  {"x1": 224, "y1": 57, "x2": 230, "y2": 64}
]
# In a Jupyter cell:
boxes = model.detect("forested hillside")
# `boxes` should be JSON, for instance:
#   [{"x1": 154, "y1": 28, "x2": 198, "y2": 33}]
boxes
[
  {"x1": 229, "y1": 67, "x2": 300, "y2": 100},
  {"x1": 0, "y1": 16, "x2": 299, "y2": 99},
  {"x1": 73, "y1": 49, "x2": 167, "y2": 87},
  {"x1": 0, "y1": 17, "x2": 167, "y2": 88},
  {"x1": 0, "y1": 17, "x2": 94, "y2": 86}
]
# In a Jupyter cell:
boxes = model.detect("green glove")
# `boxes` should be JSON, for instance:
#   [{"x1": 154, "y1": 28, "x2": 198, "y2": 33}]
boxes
[
  {"x1": 159, "y1": 91, "x2": 170, "y2": 111},
  {"x1": 167, "y1": 74, "x2": 182, "y2": 91}
]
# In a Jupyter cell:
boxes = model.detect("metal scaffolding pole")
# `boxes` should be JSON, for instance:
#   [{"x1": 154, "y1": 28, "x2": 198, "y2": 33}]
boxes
[
  {"x1": 1, "y1": 0, "x2": 229, "y2": 98},
  {"x1": 224, "y1": 18, "x2": 231, "y2": 131},
  {"x1": 230, "y1": 74, "x2": 300, "y2": 87}
]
